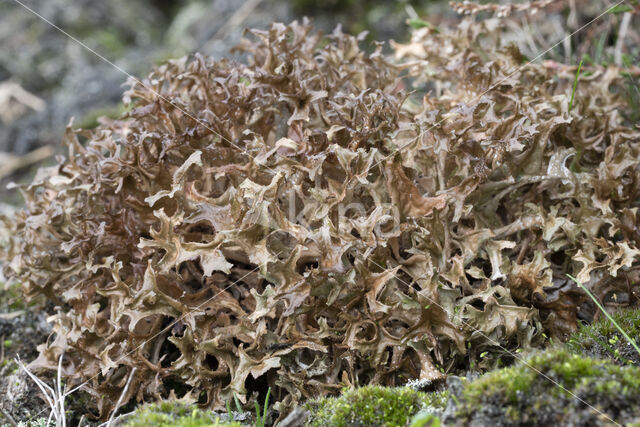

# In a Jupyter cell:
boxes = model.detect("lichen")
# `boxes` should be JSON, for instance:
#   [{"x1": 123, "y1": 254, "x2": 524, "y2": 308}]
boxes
[{"x1": 2, "y1": 8, "x2": 640, "y2": 422}]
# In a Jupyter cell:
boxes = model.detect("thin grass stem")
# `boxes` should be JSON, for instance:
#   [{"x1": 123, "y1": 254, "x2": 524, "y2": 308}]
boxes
[
  {"x1": 568, "y1": 274, "x2": 640, "y2": 357},
  {"x1": 569, "y1": 58, "x2": 584, "y2": 111}
]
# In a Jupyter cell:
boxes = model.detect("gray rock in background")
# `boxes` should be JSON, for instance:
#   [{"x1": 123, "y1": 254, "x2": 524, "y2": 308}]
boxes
[
  {"x1": 0, "y1": 0, "x2": 444, "y2": 199},
  {"x1": 0, "y1": 0, "x2": 300, "y2": 160},
  {"x1": 0, "y1": 0, "x2": 173, "y2": 155}
]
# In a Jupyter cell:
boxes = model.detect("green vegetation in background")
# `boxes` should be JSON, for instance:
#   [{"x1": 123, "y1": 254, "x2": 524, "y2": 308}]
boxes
[
  {"x1": 292, "y1": 0, "x2": 443, "y2": 41},
  {"x1": 567, "y1": 307, "x2": 640, "y2": 366},
  {"x1": 75, "y1": 103, "x2": 130, "y2": 130},
  {"x1": 568, "y1": 275, "x2": 640, "y2": 361},
  {"x1": 0, "y1": 281, "x2": 27, "y2": 311}
]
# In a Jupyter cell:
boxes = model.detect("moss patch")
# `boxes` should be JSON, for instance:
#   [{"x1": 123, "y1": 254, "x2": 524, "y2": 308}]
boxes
[
  {"x1": 305, "y1": 349, "x2": 640, "y2": 426},
  {"x1": 451, "y1": 348, "x2": 640, "y2": 425},
  {"x1": 120, "y1": 400, "x2": 242, "y2": 427},
  {"x1": 304, "y1": 385, "x2": 447, "y2": 427},
  {"x1": 567, "y1": 308, "x2": 640, "y2": 365}
]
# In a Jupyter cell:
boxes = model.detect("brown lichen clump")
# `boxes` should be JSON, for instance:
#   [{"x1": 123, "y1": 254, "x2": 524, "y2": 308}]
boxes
[{"x1": 2, "y1": 16, "x2": 640, "y2": 418}]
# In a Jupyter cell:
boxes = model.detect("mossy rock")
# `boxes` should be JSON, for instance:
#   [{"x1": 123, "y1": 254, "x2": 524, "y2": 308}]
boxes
[
  {"x1": 118, "y1": 400, "x2": 243, "y2": 427},
  {"x1": 304, "y1": 385, "x2": 447, "y2": 427},
  {"x1": 303, "y1": 348, "x2": 640, "y2": 426},
  {"x1": 567, "y1": 308, "x2": 640, "y2": 366},
  {"x1": 449, "y1": 348, "x2": 640, "y2": 425}
]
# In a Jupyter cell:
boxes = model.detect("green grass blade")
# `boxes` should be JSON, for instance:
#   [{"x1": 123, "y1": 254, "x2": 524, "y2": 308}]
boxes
[
  {"x1": 233, "y1": 393, "x2": 243, "y2": 413},
  {"x1": 608, "y1": 4, "x2": 633, "y2": 14},
  {"x1": 262, "y1": 387, "x2": 271, "y2": 424},
  {"x1": 568, "y1": 274, "x2": 640, "y2": 357},
  {"x1": 569, "y1": 59, "x2": 584, "y2": 112}
]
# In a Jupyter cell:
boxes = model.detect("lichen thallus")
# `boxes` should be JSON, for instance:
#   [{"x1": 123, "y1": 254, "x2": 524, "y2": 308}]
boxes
[{"x1": 7, "y1": 0, "x2": 631, "y2": 425}]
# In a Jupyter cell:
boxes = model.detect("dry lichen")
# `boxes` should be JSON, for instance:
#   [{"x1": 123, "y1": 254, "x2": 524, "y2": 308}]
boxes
[{"x1": 2, "y1": 12, "x2": 640, "y2": 420}]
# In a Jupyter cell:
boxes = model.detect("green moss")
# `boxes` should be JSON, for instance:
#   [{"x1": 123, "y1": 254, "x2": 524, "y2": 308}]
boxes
[
  {"x1": 305, "y1": 385, "x2": 447, "y2": 427},
  {"x1": 462, "y1": 363, "x2": 536, "y2": 405},
  {"x1": 567, "y1": 308, "x2": 640, "y2": 365},
  {"x1": 121, "y1": 400, "x2": 241, "y2": 427},
  {"x1": 0, "y1": 359, "x2": 18, "y2": 375},
  {"x1": 0, "y1": 280, "x2": 28, "y2": 311},
  {"x1": 93, "y1": 29, "x2": 127, "y2": 56},
  {"x1": 453, "y1": 348, "x2": 640, "y2": 424}
]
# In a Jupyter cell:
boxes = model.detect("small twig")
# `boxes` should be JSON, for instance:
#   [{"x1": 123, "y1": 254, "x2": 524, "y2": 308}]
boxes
[
  {"x1": 515, "y1": 234, "x2": 532, "y2": 265},
  {"x1": 615, "y1": 12, "x2": 632, "y2": 67},
  {"x1": 57, "y1": 353, "x2": 66, "y2": 427},
  {"x1": 0, "y1": 145, "x2": 55, "y2": 180},
  {"x1": 405, "y1": 4, "x2": 419, "y2": 20},
  {"x1": 151, "y1": 332, "x2": 166, "y2": 365},
  {"x1": 0, "y1": 311, "x2": 25, "y2": 320},
  {"x1": 567, "y1": 0, "x2": 578, "y2": 30},
  {"x1": 106, "y1": 367, "x2": 137, "y2": 427},
  {"x1": 0, "y1": 80, "x2": 45, "y2": 123}
]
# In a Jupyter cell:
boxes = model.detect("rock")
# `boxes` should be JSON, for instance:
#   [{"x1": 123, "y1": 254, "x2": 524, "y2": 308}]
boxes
[{"x1": 0, "y1": 361, "x2": 48, "y2": 424}]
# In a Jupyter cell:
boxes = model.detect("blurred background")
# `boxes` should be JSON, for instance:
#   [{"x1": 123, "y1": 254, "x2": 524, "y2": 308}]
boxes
[
  {"x1": 0, "y1": 0, "x2": 456, "y2": 204},
  {"x1": 0, "y1": 0, "x2": 637, "y2": 208}
]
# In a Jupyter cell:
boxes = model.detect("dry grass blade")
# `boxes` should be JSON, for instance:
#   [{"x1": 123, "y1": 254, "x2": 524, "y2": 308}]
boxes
[
  {"x1": 106, "y1": 367, "x2": 137, "y2": 427},
  {"x1": 16, "y1": 354, "x2": 67, "y2": 427}
]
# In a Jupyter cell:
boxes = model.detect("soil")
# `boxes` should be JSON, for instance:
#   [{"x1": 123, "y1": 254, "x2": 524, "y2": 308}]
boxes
[{"x1": 0, "y1": 308, "x2": 51, "y2": 425}]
